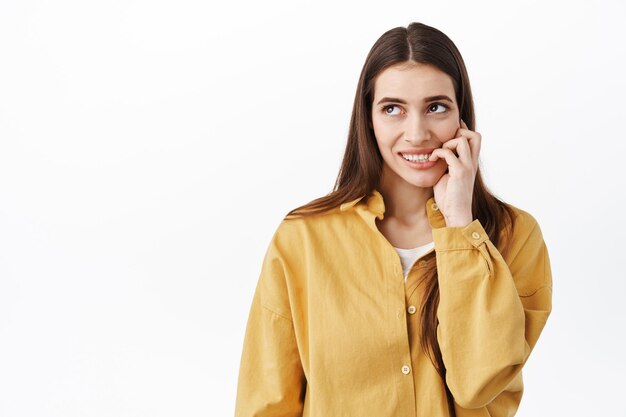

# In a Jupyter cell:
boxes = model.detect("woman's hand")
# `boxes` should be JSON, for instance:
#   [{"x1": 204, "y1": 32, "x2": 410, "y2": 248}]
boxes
[{"x1": 428, "y1": 119, "x2": 481, "y2": 227}]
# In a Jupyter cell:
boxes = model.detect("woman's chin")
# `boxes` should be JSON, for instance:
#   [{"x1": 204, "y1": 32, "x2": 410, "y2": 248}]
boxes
[
  {"x1": 403, "y1": 177, "x2": 438, "y2": 188},
  {"x1": 382, "y1": 160, "x2": 446, "y2": 188},
  {"x1": 401, "y1": 168, "x2": 446, "y2": 188}
]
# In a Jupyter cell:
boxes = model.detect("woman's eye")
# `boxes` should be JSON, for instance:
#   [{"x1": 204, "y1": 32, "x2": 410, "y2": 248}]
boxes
[
  {"x1": 429, "y1": 103, "x2": 448, "y2": 113},
  {"x1": 382, "y1": 105, "x2": 401, "y2": 116},
  {"x1": 382, "y1": 103, "x2": 449, "y2": 116}
]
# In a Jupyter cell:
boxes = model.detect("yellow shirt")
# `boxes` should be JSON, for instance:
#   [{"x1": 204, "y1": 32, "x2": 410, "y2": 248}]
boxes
[{"x1": 235, "y1": 189, "x2": 552, "y2": 416}]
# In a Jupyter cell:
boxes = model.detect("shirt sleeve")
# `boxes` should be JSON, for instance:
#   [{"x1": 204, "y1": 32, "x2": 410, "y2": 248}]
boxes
[
  {"x1": 432, "y1": 211, "x2": 552, "y2": 409},
  {"x1": 234, "y1": 228, "x2": 307, "y2": 417}
]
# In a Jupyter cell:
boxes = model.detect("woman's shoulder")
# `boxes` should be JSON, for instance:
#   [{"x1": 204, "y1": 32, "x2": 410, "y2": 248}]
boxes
[
  {"x1": 506, "y1": 198, "x2": 543, "y2": 225},
  {"x1": 280, "y1": 200, "x2": 348, "y2": 227},
  {"x1": 498, "y1": 199, "x2": 546, "y2": 248},
  {"x1": 271, "y1": 203, "x2": 342, "y2": 237}
]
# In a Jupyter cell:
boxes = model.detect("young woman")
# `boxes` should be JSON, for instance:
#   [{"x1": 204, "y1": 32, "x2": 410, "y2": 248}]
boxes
[{"x1": 234, "y1": 22, "x2": 552, "y2": 417}]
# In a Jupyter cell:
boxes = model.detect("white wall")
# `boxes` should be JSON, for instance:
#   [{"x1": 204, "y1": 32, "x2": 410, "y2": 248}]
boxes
[{"x1": 1, "y1": 0, "x2": 624, "y2": 416}]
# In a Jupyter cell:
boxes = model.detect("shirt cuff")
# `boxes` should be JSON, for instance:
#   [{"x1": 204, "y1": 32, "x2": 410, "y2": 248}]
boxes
[{"x1": 432, "y1": 219, "x2": 489, "y2": 251}]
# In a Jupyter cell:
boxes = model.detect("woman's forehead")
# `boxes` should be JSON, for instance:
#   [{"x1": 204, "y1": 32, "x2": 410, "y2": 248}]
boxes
[{"x1": 373, "y1": 65, "x2": 455, "y2": 101}]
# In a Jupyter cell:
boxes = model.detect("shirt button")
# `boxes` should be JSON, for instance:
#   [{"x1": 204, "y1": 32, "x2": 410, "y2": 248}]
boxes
[
  {"x1": 431, "y1": 203, "x2": 439, "y2": 211},
  {"x1": 407, "y1": 305, "x2": 417, "y2": 314},
  {"x1": 401, "y1": 365, "x2": 411, "y2": 374},
  {"x1": 471, "y1": 231, "x2": 480, "y2": 239}
]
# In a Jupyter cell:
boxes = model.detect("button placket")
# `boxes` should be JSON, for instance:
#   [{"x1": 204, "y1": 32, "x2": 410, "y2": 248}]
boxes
[{"x1": 390, "y1": 260, "x2": 400, "y2": 276}]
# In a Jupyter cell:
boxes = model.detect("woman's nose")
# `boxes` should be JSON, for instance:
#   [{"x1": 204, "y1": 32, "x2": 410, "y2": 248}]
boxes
[{"x1": 404, "y1": 114, "x2": 431, "y2": 143}]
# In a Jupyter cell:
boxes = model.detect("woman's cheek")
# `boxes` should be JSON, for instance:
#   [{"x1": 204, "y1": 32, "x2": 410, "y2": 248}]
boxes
[{"x1": 440, "y1": 132, "x2": 456, "y2": 145}]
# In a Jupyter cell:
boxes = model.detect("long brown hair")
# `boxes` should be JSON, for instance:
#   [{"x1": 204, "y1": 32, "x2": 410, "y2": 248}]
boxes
[{"x1": 283, "y1": 22, "x2": 517, "y2": 415}]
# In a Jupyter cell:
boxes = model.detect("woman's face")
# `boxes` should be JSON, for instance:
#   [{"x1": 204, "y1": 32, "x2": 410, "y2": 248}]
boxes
[{"x1": 371, "y1": 62, "x2": 461, "y2": 189}]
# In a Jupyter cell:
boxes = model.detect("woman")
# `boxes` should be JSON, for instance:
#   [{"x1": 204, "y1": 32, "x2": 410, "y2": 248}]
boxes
[{"x1": 234, "y1": 22, "x2": 552, "y2": 417}]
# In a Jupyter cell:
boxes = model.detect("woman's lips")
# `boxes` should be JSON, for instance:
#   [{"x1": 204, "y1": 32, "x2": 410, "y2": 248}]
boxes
[
  {"x1": 397, "y1": 148, "x2": 437, "y2": 155},
  {"x1": 398, "y1": 152, "x2": 437, "y2": 169}
]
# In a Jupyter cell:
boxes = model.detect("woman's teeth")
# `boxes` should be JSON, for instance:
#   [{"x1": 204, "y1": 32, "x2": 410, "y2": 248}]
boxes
[{"x1": 401, "y1": 153, "x2": 431, "y2": 162}]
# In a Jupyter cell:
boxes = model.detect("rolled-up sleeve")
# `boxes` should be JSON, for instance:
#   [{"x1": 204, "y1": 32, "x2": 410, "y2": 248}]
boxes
[{"x1": 432, "y1": 213, "x2": 552, "y2": 409}]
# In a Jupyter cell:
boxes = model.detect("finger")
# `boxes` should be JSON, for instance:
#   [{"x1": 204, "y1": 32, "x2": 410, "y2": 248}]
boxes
[
  {"x1": 465, "y1": 132, "x2": 481, "y2": 168},
  {"x1": 442, "y1": 136, "x2": 472, "y2": 164},
  {"x1": 428, "y1": 148, "x2": 463, "y2": 171},
  {"x1": 455, "y1": 126, "x2": 481, "y2": 168}
]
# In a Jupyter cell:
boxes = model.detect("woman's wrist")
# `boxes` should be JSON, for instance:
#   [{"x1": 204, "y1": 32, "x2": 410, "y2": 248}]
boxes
[{"x1": 444, "y1": 214, "x2": 473, "y2": 228}]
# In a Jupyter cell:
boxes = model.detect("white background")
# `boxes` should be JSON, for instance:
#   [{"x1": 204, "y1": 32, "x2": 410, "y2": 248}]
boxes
[{"x1": 1, "y1": 1, "x2": 625, "y2": 416}]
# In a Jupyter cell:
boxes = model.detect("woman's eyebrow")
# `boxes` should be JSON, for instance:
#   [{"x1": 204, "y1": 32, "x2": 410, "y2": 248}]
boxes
[{"x1": 376, "y1": 95, "x2": 454, "y2": 105}]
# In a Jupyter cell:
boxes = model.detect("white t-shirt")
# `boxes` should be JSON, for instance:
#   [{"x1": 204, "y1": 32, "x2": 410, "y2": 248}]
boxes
[{"x1": 393, "y1": 241, "x2": 435, "y2": 282}]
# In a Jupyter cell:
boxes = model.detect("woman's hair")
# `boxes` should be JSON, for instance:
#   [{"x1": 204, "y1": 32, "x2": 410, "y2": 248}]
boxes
[{"x1": 283, "y1": 22, "x2": 517, "y2": 415}]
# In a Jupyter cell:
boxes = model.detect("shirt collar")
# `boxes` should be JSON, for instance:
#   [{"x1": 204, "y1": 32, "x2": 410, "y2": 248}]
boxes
[{"x1": 340, "y1": 188, "x2": 446, "y2": 229}]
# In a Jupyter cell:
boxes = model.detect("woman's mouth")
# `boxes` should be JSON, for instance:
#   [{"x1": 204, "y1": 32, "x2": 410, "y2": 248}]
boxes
[{"x1": 398, "y1": 152, "x2": 437, "y2": 169}]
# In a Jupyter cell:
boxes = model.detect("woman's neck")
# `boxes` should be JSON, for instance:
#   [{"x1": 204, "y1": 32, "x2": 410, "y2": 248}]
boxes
[{"x1": 377, "y1": 176, "x2": 433, "y2": 228}]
